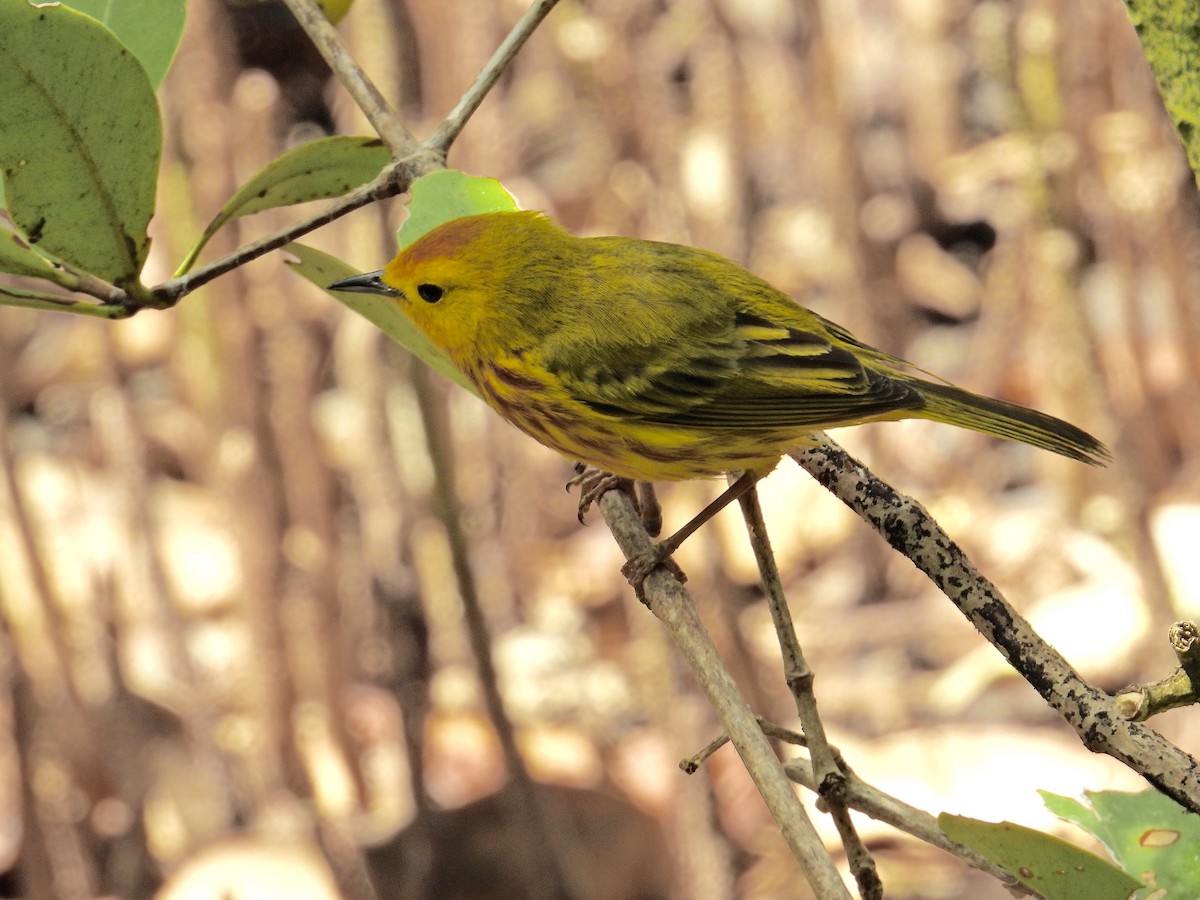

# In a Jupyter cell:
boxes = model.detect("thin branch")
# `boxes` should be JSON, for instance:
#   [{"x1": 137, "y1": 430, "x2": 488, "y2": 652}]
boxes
[
  {"x1": 735, "y1": 480, "x2": 880, "y2": 899},
  {"x1": 63, "y1": 266, "x2": 144, "y2": 306},
  {"x1": 151, "y1": 162, "x2": 416, "y2": 305},
  {"x1": 280, "y1": 0, "x2": 417, "y2": 154},
  {"x1": 679, "y1": 730, "x2": 731, "y2": 773},
  {"x1": 427, "y1": 0, "x2": 564, "y2": 152},
  {"x1": 789, "y1": 441, "x2": 1200, "y2": 812},
  {"x1": 683, "y1": 720, "x2": 1031, "y2": 895},
  {"x1": 409, "y1": 366, "x2": 577, "y2": 900},
  {"x1": 781, "y1": 759, "x2": 1034, "y2": 896},
  {"x1": 0, "y1": 287, "x2": 134, "y2": 319},
  {"x1": 1115, "y1": 621, "x2": 1200, "y2": 720},
  {"x1": 0, "y1": 252, "x2": 153, "y2": 316},
  {"x1": 595, "y1": 486, "x2": 852, "y2": 899},
  {"x1": 6, "y1": 166, "x2": 408, "y2": 315}
]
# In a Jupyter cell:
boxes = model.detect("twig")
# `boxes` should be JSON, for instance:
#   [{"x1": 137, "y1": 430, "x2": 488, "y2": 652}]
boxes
[
  {"x1": 427, "y1": 0, "x2": 564, "y2": 153},
  {"x1": 0, "y1": 250, "x2": 153, "y2": 316},
  {"x1": 679, "y1": 731, "x2": 730, "y2": 774},
  {"x1": 735, "y1": 480, "x2": 880, "y2": 900},
  {"x1": 790, "y1": 441, "x2": 1200, "y2": 812},
  {"x1": 1115, "y1": 621, "x2": 1200, "y2": 720},
  {"x1": 781, "y1": 759, "x2": 1034, "y2": 896},
  {"x1": 595, "y1": 485, "x2": 852, "y2": 899},
  {"x1": 6, "y1": 137, "x2": 422, "y2": 317},
  {"x1": 683, "y1": 719, "x2": 1031, "y2": 895},
  {"x1": 62, "y1": 265, "x2": 145, "y2": 306},
  {"x1": 280, "y1": 0, "x2": 417, "y2": 153},
  {"x1": 758, "y1": 718, "x2": 810, "y2": 747},
  {"x1": 5, "y1": 154, "x2": 420, "y2": 315},
  {"x1": 409, "y1": 366, "x2": 577, "y2": 900},
  {"x1": 0, "y1": 388, "x2": 79, "y2": 707},
  {"x1": 0, "y1": 402, "x2": 95, "y2": 895},
  {"x1": 0, "y1": 288, "x2": 135, "y2": 319},
  {"x1": 151, "y1": 164, "x2": 415, "y2": 305},
  {"x1": 679, "y1": 718, "x2": 809, "y2": 774}
]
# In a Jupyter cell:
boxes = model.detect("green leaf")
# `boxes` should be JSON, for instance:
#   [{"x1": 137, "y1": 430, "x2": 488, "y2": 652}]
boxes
[
  {"x1": 939, "y1": 813, "x2": 1143, "y2": 900},
  {"x1": 58, "y1": 0, "x2": 186, "y2": 87},
  {"x1": 176, "y1": 136, "x2": 391, "y2": 276},
  {"x1": 0, "y1": 1, "x2": 160, "y2": 287},
  {"x1": 1044, "y1": 788, "x2": 1200, "y2": 897},
  {"x1": 285, "y1": 242, "x2": 479, "y2": 398},
  {"x1": 395, "y1": 170, "x2": 520, "y2": 248}
]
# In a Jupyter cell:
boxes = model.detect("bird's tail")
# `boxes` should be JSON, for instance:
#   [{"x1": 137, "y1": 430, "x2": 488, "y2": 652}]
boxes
[{"x1": 912, "y1": 380, "x2": 1110, "y2": 465}]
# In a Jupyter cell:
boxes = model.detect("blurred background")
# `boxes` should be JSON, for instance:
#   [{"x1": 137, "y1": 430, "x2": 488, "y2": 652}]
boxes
[{"x1": 1, "y1": 0, "x2": 1197, "y2": 897}]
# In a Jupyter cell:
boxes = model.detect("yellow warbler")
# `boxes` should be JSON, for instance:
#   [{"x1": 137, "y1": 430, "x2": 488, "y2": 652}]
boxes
[{"x1": 330, "y1": 210, "x2": 1109, "y2": 485}]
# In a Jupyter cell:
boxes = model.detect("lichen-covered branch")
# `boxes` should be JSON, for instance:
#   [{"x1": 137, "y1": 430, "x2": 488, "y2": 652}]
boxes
[{"x1": 790, "y1": 441, "x2": 1200, "y2": 812}]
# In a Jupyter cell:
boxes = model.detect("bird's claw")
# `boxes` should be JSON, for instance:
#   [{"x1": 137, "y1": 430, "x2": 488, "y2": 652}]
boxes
[
  {"x1": 566, "y1": 464, "x2": 682, "y2": 603},
  {"x1": 566, "y1": 463, "x2": 635, "y2": 524},
  {"x1": 621, "y1": 544, "x2": 687, "y2": 605}
]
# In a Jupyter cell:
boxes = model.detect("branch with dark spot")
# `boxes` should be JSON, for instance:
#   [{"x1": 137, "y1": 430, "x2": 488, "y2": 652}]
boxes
[{"x1": 790, "y1": 440, "x2": 1200, "y2": 813}]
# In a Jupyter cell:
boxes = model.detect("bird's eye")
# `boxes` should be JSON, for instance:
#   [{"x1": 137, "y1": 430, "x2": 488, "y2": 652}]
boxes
[{"x1": 417, "y1": 283, "x2": 444, "y2": 303}]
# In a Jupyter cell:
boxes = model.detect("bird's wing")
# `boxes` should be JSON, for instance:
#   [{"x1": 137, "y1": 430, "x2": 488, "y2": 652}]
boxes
[
  {"x1": 538, "y1": 320, "x2": 741, "y2": 420},
  {"x1": 653, "y1": 309, "x2": 925, "y2": 428},
  {"x1": 536, "y1": 280, "x2": 924, "y2": 430}
]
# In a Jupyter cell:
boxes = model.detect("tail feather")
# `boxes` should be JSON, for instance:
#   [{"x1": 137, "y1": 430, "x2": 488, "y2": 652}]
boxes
[{"x1": 912, "y1": 380, "x2": 1110, "y2": 466}]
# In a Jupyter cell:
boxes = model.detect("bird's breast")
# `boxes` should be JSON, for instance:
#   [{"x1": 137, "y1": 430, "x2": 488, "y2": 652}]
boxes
[{"x1": 465, "y1": 356, "x2": 785, "y2": 481}]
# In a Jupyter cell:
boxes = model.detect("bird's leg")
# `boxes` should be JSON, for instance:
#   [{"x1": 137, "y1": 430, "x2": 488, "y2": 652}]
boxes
[
  {"x1": 634, "y1": 481, "x2": 663, "y2": 537},
  {"x1": 622, "y1": 471, "x2": 760, "y2": 602},
  {"x1": 566, "y1": 463, "x2": 637, "y2": 524}
]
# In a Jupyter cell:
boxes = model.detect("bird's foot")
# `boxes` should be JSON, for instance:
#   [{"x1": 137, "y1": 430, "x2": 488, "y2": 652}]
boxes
[
  {"x1": 621, "y1": 542, "x2": 687, "y2": 605},
  {"x1": 566, "y1": 463, "x2": 636, "y2": 524},
  {"x1": 567, "y1": 464, "x2": 684, "y2": 603}
]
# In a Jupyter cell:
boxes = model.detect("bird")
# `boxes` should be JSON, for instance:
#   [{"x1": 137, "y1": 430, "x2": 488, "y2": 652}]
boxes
[{"x1": 330, "y1": 210, "x2": 1108, "y2": 590}]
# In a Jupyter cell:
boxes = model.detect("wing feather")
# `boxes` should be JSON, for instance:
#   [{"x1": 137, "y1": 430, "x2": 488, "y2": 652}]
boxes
[{"x1": 535, "y1": 264, "x2": 925, "y2": 431}]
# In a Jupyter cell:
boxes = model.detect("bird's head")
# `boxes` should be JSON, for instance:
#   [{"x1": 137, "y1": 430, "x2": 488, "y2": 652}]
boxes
[{"x1": 329, "y1": 210, "x2": 566, "y2": 360}]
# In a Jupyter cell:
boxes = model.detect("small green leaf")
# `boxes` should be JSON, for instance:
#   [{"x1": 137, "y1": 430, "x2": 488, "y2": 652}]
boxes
[
  {"x1": 939, "y1": 813, "x2": 1143, "y2": 900},
  {"x1": 396, "y1": 170, "x2": 520, "y2": 248},
  {"x1": 58, "y1": 0, "x2": 186, "y2": 87},
  {"x1": 177, "y1": 136, "x2": 391, "y2": 275},
  {"x1": 1044, "y1": 788, "x2": 1200, "y2": 897},
  {"x1": 0, "y1": 1, "x2": 161, "y2": 287},
  {"x1": 285, "y1": 242, "x2": 479, "y2": 398}
]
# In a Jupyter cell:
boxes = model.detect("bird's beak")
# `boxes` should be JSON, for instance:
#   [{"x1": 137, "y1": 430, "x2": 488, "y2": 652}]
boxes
[{"x1": 327, "y1": 271, "x2": 400, "y2": 296}]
